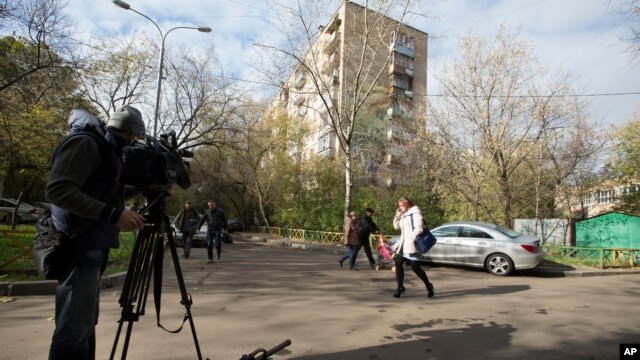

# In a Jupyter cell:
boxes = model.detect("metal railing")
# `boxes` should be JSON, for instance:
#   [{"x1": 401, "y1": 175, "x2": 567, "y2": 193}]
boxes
[
  {"x1": 258, "y1": 226, "x2": 345, "y2": 245},
  {"x1": 253, "y1": 227, "x2": 640, "y2": 269},
  {"x1": 542, "y1": 245, "x2": 639, "y2": 268}
]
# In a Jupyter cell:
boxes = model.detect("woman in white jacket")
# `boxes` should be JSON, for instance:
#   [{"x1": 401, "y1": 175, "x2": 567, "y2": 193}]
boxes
[{"x1": 392, "y1": 197, "x2": 434, "y2": 298}]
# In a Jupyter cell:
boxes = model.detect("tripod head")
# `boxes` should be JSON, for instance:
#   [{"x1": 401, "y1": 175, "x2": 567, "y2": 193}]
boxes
[{"x1": 137, "y1": 190, "x2": 171, "y2": 225}]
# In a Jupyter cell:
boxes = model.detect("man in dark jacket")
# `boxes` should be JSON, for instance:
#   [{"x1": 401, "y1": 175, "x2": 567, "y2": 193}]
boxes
[
  {"x1": 174, "y1": 201, "x2": 200, "y2": 258},
  {"x1": 198, "y1": 200, "x2": 227, "y2": 262},
  {"x1": 46, "y1": 107, "x2": 146, "y2": 359},
  {"x1": 357, "y1": 207, "x2": 381, "y2": 270}
]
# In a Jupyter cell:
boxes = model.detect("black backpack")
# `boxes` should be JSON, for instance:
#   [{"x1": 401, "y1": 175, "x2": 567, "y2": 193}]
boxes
[{"x1": 32, "y1": 215, "x2": 75, "y2": 280}]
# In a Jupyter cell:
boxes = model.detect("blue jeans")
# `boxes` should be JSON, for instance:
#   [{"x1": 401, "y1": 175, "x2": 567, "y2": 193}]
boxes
[
  {"x1": 339, "y1": 245, "x2": 360, "y2": 269},
  {"x1": 182, "y1": 232, "x2": 194, "y2": 256},
  {"x1": 206, "y1": 229, "x2": 222, "y2": 259},
  {"x1": 49, "y1": 248, "x2": 109, "y2": 360}
]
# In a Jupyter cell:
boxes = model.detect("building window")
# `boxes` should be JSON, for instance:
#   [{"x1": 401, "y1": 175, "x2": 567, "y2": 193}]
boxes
[
  {"x1": 318, "y1": 132, "x2": 332, "y2": 153},
  {"x1": 595, "y1": 190, "x2": 613, "y2": 204},
  {"x1": 393, "y1": 53, "x2": 413, "y2": 69},
  {"x1": 390, "y1": 31, "x2": 414, "y2": 49},
  {"x1": 620, "y1": 184, "x2": 640, "y2": 196}
]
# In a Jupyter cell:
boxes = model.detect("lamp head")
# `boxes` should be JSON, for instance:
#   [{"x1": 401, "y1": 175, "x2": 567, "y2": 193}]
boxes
[
  {"x1": 198, "y1": 27, "x2": 212, "y2": 33},
  {"x1": 112, "y1": 0, "x2": 131, "y2": 10}
]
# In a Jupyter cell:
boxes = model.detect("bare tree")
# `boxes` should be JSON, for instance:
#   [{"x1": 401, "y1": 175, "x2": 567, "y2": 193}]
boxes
[
  {"x1": 0, "y1": 0, "x2": 78, "y2": 94},
  {"x1": 162, "y1": 45, "x2": 241, "y2": 150},
  {"x1": 429, "y1": 28, "x2": 602, "y2": 226},
  {"x1": 78, "y1": 31, "x2": 156, "y2": 120}
]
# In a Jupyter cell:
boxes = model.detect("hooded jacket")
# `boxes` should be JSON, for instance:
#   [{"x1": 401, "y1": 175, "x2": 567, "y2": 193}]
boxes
[{"x1": 46, "y1": 109, "x2": 125, "y2": 249}]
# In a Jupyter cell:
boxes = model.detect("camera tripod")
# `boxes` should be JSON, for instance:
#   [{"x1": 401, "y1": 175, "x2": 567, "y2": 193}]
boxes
[{"x1": 109, "y1": 191, "x2": 203, "y2": 360}]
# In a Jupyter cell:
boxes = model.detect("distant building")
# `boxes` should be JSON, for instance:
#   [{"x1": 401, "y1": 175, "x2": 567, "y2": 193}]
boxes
[
  {"x1": 569, "y1": 181, "x2": 640, "y2": 217},
  {"x1": 269, "y1": 1, "x2": 428, "y2": 186}
]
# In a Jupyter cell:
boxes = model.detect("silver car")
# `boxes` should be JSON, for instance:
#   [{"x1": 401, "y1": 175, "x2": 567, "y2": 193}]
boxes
[
  {"x1": 0, "y1": 198, "x2": 45, "y2": 224},
  {"x1": 393, "y1": 221, "x2": 543, "y2": 276}
]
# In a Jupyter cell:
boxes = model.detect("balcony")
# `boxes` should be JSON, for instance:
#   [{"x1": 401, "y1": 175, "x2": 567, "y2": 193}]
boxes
[
  {"x1": 324, "y1": 31, "x2": 340, "y2": 55},
  {"x1": 294, "y1": 73, "x2": 306, "y2": 89},
  {"x1": 386, "y1": 105, "x2": 404, "y2": 117},
  {"x1": 391, "y1": 42, "x2": 414, "y2": 58},
  {"x1": 388, "y1": 85, "x2": 405, "y2": 97},
  {"x1": 322, "y1": 52, "x2": 340, "y2": 74},
  {"x1": 388, "y1": 63, "x2": 408, "y2": 76}
]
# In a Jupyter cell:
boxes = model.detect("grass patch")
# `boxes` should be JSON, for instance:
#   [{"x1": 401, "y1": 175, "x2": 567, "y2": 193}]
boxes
[{"x1": 1, "y1": 225, "x2": 136, "y2": 283}]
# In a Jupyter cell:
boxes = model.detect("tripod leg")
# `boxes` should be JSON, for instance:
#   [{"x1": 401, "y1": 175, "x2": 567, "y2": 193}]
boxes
[
  {"x1": 110, "y1": 226, "x2": 159, "y2": 360},
  {"x1": 164, "y1": 216, "x2": 204, "y2": 360}
]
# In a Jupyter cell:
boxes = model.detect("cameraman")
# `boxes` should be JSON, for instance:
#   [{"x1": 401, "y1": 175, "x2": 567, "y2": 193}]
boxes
[
  {"x1": 198, "y1": 200, "x2": 228, "y2": 262},
  {"x1": 46, "y1": 106, "x2": 145, "y2": 360}
]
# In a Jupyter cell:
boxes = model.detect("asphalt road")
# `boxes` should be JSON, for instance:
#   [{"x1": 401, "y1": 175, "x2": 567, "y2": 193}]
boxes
[{"x1": 1, "y1": 235, "x2": 639, "y2": 360}]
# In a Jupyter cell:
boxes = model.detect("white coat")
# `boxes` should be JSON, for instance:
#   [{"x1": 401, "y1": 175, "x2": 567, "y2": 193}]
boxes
[{"x1": 392, "y1": 205, "x2": 423, "y2": 260}]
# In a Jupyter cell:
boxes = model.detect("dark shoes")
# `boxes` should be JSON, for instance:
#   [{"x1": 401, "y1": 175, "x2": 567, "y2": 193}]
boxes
[
  {"x1": 349, "y1": 267, "x2": 359, "y2": 271},
  {"x1": 392, "y1": 284, "x2": 434, "y2": 298},
  {"x1": 393, "y1": 286, "x2": 406, "y2": 298},
  {"x1": 339, "y1": 259, "x2": 344, "y2": 268},
  {"x1": 427, "y1": 283, "x2": 435, "y2": 298},
  {"x1": 183, "y1": 253, "x2": 189, "y2": 259}
]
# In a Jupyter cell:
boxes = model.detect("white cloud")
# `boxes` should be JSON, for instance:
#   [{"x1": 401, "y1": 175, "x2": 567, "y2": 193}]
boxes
[
  {"x1": 418, "y1": 0, "x2": 640, "y2": 126},
  {"x1": 61, "y1": 0, "x2": 640, "y2": 126}
]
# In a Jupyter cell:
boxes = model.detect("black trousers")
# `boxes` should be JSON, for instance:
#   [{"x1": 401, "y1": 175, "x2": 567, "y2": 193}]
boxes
[
  {"x1": 394, "y1": 254, "x2": 430, "y2": 289},
  {"x1": 358, "y1": 235, "x2": 376, "y2": 266}
]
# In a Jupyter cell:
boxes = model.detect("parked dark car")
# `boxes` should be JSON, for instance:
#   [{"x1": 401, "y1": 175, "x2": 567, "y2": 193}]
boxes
[
  {"x1": 174, "y1": 223, "x2": 233, "y2": 247},
  {"x1": 227, "y1": 218, "x2": 243, "y2": 233}
]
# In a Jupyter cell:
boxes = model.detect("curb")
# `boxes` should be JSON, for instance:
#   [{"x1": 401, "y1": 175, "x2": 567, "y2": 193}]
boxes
[{"x1": 0, "y1": 272, "x2": 127, "y2": 297}]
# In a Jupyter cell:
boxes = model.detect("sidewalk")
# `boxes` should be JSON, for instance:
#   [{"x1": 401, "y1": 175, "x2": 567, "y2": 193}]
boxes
[{"x1": 2, "y1": 232, "x2": 639, "y2": 296}]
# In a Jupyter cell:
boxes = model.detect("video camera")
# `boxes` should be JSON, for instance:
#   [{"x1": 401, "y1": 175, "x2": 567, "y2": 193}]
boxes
[{"x1": 120, "y1": 130, "x2": 193, "y2": 191}]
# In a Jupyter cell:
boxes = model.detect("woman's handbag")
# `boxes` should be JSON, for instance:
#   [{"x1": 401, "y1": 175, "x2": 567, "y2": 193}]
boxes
[
  {"x1": 414, "y1": 228, "x2": 437, "y2": 253},
  {"x1": 410, "y1": 214, "x2": 437, "y2": 253}
]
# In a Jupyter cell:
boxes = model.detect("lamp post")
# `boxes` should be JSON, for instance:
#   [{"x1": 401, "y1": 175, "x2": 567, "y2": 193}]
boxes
[{"x1": 112, "y1": 0, "x2": 211, "y2": 137}]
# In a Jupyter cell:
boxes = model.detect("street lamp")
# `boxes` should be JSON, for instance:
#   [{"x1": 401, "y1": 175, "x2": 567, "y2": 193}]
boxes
[{"x1": 112, "y1": 0, "x2": 212, "y2": 137}]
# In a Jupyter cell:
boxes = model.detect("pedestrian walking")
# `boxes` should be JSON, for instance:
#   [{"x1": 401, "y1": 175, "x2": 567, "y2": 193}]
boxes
[
  {"x1": 391, "y1": 197, "x2": 434, "y2": 298},
  {"x1": 357, "y1": 207, "x2": 381, "y2": 270},
  {"x1": 198, "y1": 200, "x2": 228, "y2": 263},
  {"x1": 174, "y1": 201, "x2": 200, "y2": 258},
  {"x1": 339, "y1": 211, "x2": 361, "y2": 270}
]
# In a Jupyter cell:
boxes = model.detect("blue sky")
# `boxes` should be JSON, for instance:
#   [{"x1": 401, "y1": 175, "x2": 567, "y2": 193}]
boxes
[{"x1": 64, "y1": 0, "x2": 640, "y2": 127}]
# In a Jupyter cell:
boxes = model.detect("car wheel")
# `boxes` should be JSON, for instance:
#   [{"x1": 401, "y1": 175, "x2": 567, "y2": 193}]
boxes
[{"x1": 485, "y1": 253, "x2": 514, "y2": 276}]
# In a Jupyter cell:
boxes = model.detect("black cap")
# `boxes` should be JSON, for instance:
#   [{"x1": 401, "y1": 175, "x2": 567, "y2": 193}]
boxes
[{"x1": 365, "y1": 207, "x2": 375, "y2": 213}]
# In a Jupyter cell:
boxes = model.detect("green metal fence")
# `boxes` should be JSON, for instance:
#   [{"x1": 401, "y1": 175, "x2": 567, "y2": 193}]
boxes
[
  {"x1": 542, "y1": 245, "x2": 640, "y2": 268},
  {"x1": 254, "y1": 226, "x2": 640, "y2": 269}
]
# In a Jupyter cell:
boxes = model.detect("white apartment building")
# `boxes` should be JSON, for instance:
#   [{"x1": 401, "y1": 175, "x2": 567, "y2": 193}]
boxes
[{"x1": 270, "y1": 1, "x2": 428, "y2": 185}]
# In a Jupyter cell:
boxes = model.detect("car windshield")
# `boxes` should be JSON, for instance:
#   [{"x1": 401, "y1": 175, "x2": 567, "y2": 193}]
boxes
[{"x1": 493, "y1": 225, "x2": 521, "y2": 238}]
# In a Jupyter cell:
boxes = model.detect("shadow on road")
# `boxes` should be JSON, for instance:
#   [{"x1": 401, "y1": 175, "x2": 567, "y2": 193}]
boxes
[{"x1": 290, "y1": 320, "x2": 516, "y2": 359}]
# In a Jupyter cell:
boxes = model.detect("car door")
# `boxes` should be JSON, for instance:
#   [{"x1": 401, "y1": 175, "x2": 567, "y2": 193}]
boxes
[
  {"x1": 424, "y1": 226, "x2": 459, "y2": 263},
  {"x1": 454, "y1": 226, "x2": 496, "y2": 266}
]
